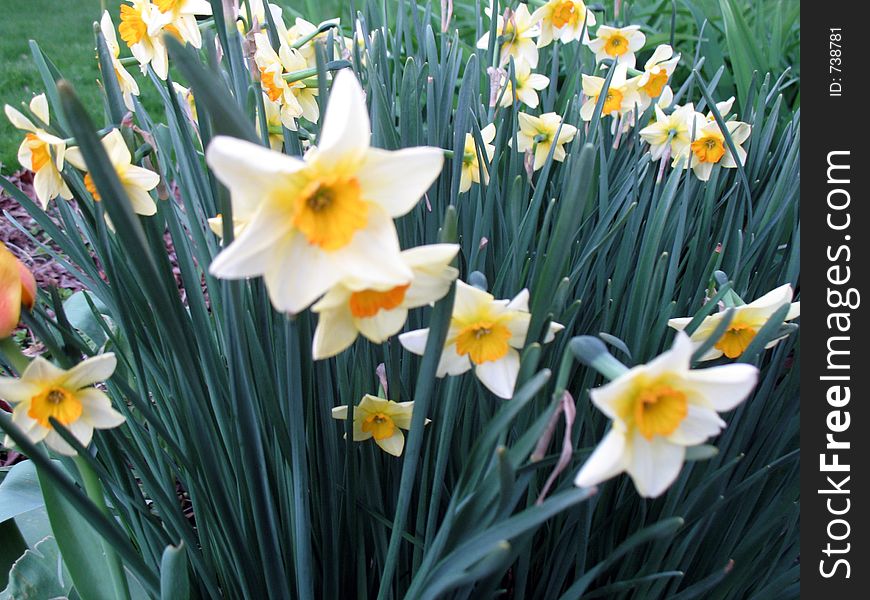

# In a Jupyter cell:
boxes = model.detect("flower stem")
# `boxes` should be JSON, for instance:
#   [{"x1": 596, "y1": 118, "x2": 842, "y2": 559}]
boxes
[{"x1": 74, "y1": 456, "x2": 132, "y2": 600}]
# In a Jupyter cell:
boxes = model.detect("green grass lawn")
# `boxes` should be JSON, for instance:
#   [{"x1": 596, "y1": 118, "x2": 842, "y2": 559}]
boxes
[{"x1": 0, "y1": 1, "x2": 111, "y2": 172}]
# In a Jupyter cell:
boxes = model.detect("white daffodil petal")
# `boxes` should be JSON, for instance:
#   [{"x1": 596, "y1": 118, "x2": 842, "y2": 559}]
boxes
[
  {"x1": 574, "y1": 428, "x2": 627, "y2": 489},
  {"x1": 62, "y1": 354, "x2": 117, "y2": 389},
  {"x1": 376, "y1": 429, "x2": 405, "y2": 456},
  {"x1": 626, "y1": 433, "x2": 685, "y2": 498},
  {"x1": 474, "y1": 348, "x2": 520, "y2": 399},
  {"x1": 357, "y1": 147, "x2": 444, "y2": 217},
  {"x1": 681, "y1": 364, "x2": 759, "y2": 412}
]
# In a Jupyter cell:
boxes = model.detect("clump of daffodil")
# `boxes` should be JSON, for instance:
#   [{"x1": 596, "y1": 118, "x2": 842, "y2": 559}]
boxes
[
  {"x1": 477, "y1": 4, "x2": 541, "y2": 68},
  {"x1": 638, "y1": 103, "x2": 697, "y2": 161},
  {"x1": 400, "y1": 280, "x2": 563, "y2": 399},
  {"x1": 0, "y1": 244, "x2": 36, "y2": 339},
  {"x1": 331, "y1": 394, "x2": 427, "y2": 456},
  {"x1": 579, "y1": 64, "x2": 641, "y2": 122},
  {"x1": 66, "y1": 129, "x2": 160, "y2": 216},
  {"x1": 498, "y1": 60, "x2": 550, "y2": 109},
  {"x1": 533, "y1": 0, "x2": 596, "y2": 47},
  {"x1": 118, "y1": 0, "x2": 171, "y2": 79},
  {"x1": 253, "y1": 32, "x2": 319, "y2": 130},
  {"x1": 515, "y1": 112, "x2": 578, "y2": 172},
  {"x1": 673, "y1": 115, "x2": 751, "y2": 181},
  {"x1": 100, "y1": 11, "x2": 141, "y2": 112},
  {"x1": 460, "y1": 124, "x2": 496, "y2": 193},
  {"x1": 311, "y1": 244, "x2": 459, "y2": 359},
  {"x1": 634, "y1": 44, "x2": 680, "y2": 107},
  {"x1": 206, "y1": 70, "x2": 444, "y2": 314},
  {"x1": 668, "y1": 284, "x2": 800, "y2": 360},
  {"x1": 5, "y1": 94, "x2": 72, "y2": 208},
  {"x1": 152, "y1": 0, "x2": 212, "y2": 49},
  {"x1": 0, "y1": 354, "x2": 126, "y2": 456},
  {"x1": 574, "y1": 332, "x2": 758, "y2": 498},
  {"x1": 586, "y1": 25, "x2": 646, "y2": 68}
]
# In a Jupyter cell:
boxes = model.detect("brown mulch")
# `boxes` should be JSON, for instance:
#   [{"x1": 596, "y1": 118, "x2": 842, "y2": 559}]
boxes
[{"x1": 1, "y1": 169, "x2": 86, "y2": 292}]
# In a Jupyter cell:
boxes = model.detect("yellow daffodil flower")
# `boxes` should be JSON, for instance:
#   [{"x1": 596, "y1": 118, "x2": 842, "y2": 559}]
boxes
[
  {"x1": 254, "y1": 32, "x2": 319, "y2": 130},
  {"x1": 312, "y1": 244, "x2": 459, "y2": 359},
  {"x1": 635, "y1": 44, "x2": 680, "y2": 106},
  {"x1": 205, "y1": 70, "x2": 445, "y2": 313},
  {"x1": 152, "y1": 0, "x2": 212, "y2": 49},
  {"x1": 66, "y1": 129, "x2": 160, "y2": 216},
  {"x1": 331, "y1": 394, "x2": 426, "y2": 456},
  {"x1": 0, "y1": 244, "x2": 36, "y2": 339},
  {"x1": 257, "y1": 95, "x2": 285, "y2": 151},
  {"x1": 668, "y1": 284, "x2": 800, "y2": 361},
  {"x1": 100, "y1": 11, "x2": 141, "y2": 112},
  {"x1": 574, "y1": 332, "x2": 758, "y2": 497},
  {"x1": 5, "y1": 94, "x2": 73, "y2": 209},
  {"x1": 0, "y1": 354, "x2": 125, "y2": 456},
  {"x1": 586, "y1": 25, "x2": 646, "y2": 69},
  {"x1": 673, "y1": 117, "x2": 751, "y2": 181},
  {"x1": 400, "y1": 281, "x2": 563, "y2": 399},
  {"x1": 638, "y1": 103, "x2": 696, "y2": 160},
  {"x1": 532, "y1": 0, "x2": 596, "y2": 47},
  {"x1": 119, "y1": 0, "x2": 171, "y2": 79},
  {"x1": 579, "y1": 64, "x2": 641, "y2": 122},
  {"x1": 477, "y1": 4, "x2": 541, "y2": 68},
  {"x1": 460, "y1": 124, "x2": 496, "y2": 193},
  {"x1": 515, "y1": 112, "x2": 578, "y2": 171},
  {"x1": 499, "y1": 59, "x2": 550, "y2": 109}
]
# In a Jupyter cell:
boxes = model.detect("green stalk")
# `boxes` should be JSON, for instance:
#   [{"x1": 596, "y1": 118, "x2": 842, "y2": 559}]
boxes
[{"x1": 74, "y1": 456, "x2": 132, "y2": 600}]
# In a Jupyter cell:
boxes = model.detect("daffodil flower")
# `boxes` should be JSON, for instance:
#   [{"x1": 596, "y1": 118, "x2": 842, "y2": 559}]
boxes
[
  {"x1": 498, "y1": 60, "x2": 550, "y2": 109},
  {"x1": 673, "y1": 117, "x2": 751, "y2": 181},
  {"x1": 119, "y1": 0, "x2": 171, "y2": 79},
  {"x1": 253, "y1": 32, "x2": 319, "y2": 130},
  {"x1": 66, "y1": 129, "x2": 160, "y2": 216},
  {"x1": 515, "y1": 112, "x2": 577, "y2": 171},
  {"x1": 0, "y1": 354, "x2": 125, "y2": 456},
  {"x1": 477, "y1": 4, "x2": 541, "y2": 68},
  {"x1": 206, "y1": 70, "x2": 445, "y2": 314},
  {"x1": 635, "y1": 44, "x2": 680, "y2": 105},
  {"x1": 400, "y1": 281, "x2": 563, "y2": 399},
  {"x1": 172, "y1": 82, "x2": 198, "y2": 124},
  {"x1": 586, "y1": 25, "x2": 646, "y2": 69},
  {"x1": 152, "y1": 0, "x2": 212, "y2": 49},
  {"x1": 579, "y1": 64, "x2": 641, "y2": 121},
  {"x1": 4, "y1": 94, "x2": 72, "y2": 208},
  {"x1": 532, "y1": 0, "x2": 596, "y2": 47},
  {"x1": 0, "y1": 244, "x2": 36, "y2": 339},
  {"x1": 331, "y1": 394, "x2": 426, "y2": 456},
  {"x1": 574, "y1": 332, "x2": 758, "y2": 497},
  {"x1": 638, "y1": 103, "x2": 696, "y2": 160},
  {"x1": 460, "y1": 124, "x2": 496, "y2": 193},
  {"x1": 257, "y1": 95, "x2": 285, "y2": 151},
  {"x1": 100, "y1": 12, "x2": 141, "y2": 112},
  {"x1": 668, "y1": 284, "x2": 800, "y2": 361},
  {"x1": 238, "y1": 0, "x2": 282, "y2": 33},
  {"x1": 312, "y1": 244, "x2": 460, "y2": 359}
]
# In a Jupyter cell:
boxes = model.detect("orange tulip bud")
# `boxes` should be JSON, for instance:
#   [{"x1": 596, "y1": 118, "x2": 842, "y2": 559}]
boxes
[{"x1": 0, "y1": 244, "x2": 36, "y2": 338}]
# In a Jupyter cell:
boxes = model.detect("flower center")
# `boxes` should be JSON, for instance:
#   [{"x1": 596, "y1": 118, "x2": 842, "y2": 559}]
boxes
[
  {"x1": 634, "y1": 384, "x2": 688, "y2": 440},
  {"x1": 260, "y1": 67, "x2": 284, "y2": 102},
  {"x1": 292, "y1": 179, "x2": 368, "y2": 250},
  {"x1": 455, "y1": 320, "x2": 512, "y2": 364},
  {"x1": 641, "y1": 70, "x2": 669, "y2": 98},
  {"x1": 25, "y1": 134, "x2": 51, "y2": 172},
  {"x1": 362, "y1": 412, "x2": 396, "y2": 440},
  {"x1": 605, "y1": 33, "x2": 629, "y2": 56},
  {"x1": 601, "y1": 88, "x2": 624, "y2": 114},
  {"x1": 349, "y1": 284, "x2": 410, "y2": 318},
  {"x1": 690, "y1": 135, "x2": 726, "y2": 164},
  {"x1": 552, "y1": 1, "x2": 579, "y2": 28},
  {"x1": 119, "y1": 4, "x2": 147, "y2": 47},
  {"x1": 714, "y1": 322, "x2": 757, "y2": 359},
  {"x1": 28, "y1": 387, "x2": 82, "y2": 429}
]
